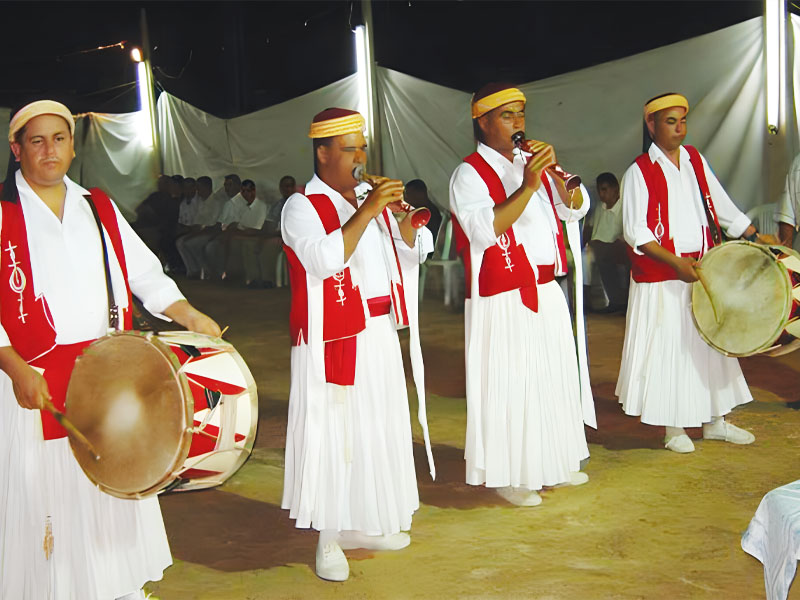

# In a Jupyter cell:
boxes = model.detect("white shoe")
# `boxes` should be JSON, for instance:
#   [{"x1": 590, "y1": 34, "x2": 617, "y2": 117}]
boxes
[
  {"x1": 703, "y1": 421, "x2": 755, "y2": 445},
  {"x1": 338, "y1": 531, "x2": 410, "y2": 551},
  {"x1": 315, "y1": 540, "x2": 349, "y2": 582},
  {"x1": 569, "y1": 472, "x2": 589, "y2": 486},
  {"x1": 496, "y1": 486, "x2": 542, "y2": 506},
  {"x1": 664, "y1": 434, "x2": 695, "y2": 453}
]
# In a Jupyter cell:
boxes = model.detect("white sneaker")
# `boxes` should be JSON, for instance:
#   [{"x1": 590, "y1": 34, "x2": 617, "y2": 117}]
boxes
[
  {"x1": 569, "y1": 472, "x2": 589, "y2": 486},
  {"x1": 315, "y1": 540, "x2": 349, "y2": 582},
  {"x1": 496, "y1": 486, "x2": 542, "y2": 506},
  {"x1": 338, "y1": 531, "x2": 410, "y2": 551},
  {"x1": 664, "y1": 434, "x2": 695, "y2": 453},
  {"x1": 703, "y1": 421, "x2": 755, "y2": 445}
]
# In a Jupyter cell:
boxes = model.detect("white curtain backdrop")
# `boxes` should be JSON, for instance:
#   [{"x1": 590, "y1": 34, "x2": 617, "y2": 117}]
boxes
[
  {"x1": 157, "y1": 74, "x2": 360, "y2": 202},
  {"x1": 1, "y1": 16, "x2": 799, "y2": 218}
]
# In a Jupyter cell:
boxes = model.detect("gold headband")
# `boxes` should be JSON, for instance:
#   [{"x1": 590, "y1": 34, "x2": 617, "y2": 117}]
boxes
[
  {"x1": 308, "y1": 113, "x2": 365, "y2": 139},
  {"x1": 8, "y1": 100, "x2": 75, "y2": 143},
  {"x1": 471, "y1": 88, "x2": 526, "y2": 119},
  {"x1": 644, "y1": 94, "x2": 689, "y2": 118}
]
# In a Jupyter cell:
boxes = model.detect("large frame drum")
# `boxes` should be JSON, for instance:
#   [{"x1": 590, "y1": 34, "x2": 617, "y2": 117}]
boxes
[
  {"x1": 691, "y1": 241, "x2": 800, "y2": 357},
  {"x1": 65, "y1": 330, "x2": 258, "y2": 499}
]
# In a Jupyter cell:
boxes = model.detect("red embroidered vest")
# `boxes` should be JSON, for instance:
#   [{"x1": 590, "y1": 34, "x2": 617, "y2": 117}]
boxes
[
  {"x1": 451, "y1": 151, "x2": 567, "y2": 312},
  {"x1": 0, "y1": 185, "x2": 133, "y2": 439},
  {"x1": 284, "y1": 193, "x2": 367, "y2": 386},
  {"x1": 629, "y1": 145, "x2": 721, "y2": 283}
]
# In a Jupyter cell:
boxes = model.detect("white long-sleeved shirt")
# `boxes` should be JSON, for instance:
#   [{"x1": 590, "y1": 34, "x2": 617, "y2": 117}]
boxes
[
  {"x1": 195, "y1": 188, "x2": 228, "y2": 227},
  {"x1": 281, "y1": 175, "x2": 433, "y2": 300},
  {"x1": 0, "y1": 171, "x2": 184, "y2": 348},
  {"x1": 178, "y1": 194, "x2": 201, "y2": 226},
  {"x1": 621, "y1": 143, "x2": 750, "y2": 255},
  {"x1": 218, "y1": 193, "x2": 248, "y2": 227},
  {"x1": 237, "y1": 198, "x2": 268, "y2": 231},
  {"x1": 449, "y1": 142, "x2": 589, "y2": 269}
]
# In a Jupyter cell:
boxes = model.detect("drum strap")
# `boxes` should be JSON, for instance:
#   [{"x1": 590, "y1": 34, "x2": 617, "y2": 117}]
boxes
[
  {"x1": 685, "y1": 145, "x2": 723, "y2": 247},
  {"x1": 83, "y1": 194, "x2": 119, "y2": 330}
]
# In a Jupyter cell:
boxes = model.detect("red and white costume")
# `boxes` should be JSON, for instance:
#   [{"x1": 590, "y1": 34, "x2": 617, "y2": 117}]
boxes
[
  {"x1": 449, "y1": 143, "x2": 593, "y2": 490},
  {"x1": 0, "y1": 171, "x2": 183, "y2": 599},
  {"x1": 280, "y1": 175, "x2": 434, "y2": 535},
  {"x1": 616, "y1": 143, "x2": 753, "y2": 426}
]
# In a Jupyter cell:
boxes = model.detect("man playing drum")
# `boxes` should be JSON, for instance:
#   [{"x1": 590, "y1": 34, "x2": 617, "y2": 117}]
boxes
[
  {"x1": 280, "y1": 108, "x2": 434, "y2": 582},
  {"x1": 0, "y1": 100, "x2": 220, "y2": 599},
  {"x1": 616, "y1": 92, "x2": 762, "y2": 453},
  {"x1": 449, "y1": 83, "x2": 593, "y2": 508}
]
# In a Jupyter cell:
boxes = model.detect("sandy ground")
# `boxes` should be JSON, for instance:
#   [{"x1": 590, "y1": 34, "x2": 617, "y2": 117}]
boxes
[{"x1": 143, "y1": 278, "x2": 800, "y2": 599}]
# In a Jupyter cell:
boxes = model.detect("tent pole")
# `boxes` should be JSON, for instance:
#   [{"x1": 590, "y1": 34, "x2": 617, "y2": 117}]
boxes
[
  {"x1": 140, "y1": 8, "x2": 162, "y2": 175},
  {"x1": 361, "y1": 0, "x2": 382, "y2": 173}
]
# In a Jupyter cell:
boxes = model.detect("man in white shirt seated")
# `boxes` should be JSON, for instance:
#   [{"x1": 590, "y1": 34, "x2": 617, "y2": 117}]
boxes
[
  {"x1": 203, "y1": 178, "x2": 251, "y2": 280},
  {"x1": 176, "y1": 174, "x2": 240, "y2": 279},
  {"x1": 585, "y1": 172, "x2": 629, "y2": 313},
  {"x1": 177, "y1": 177, "x2": 200, "y2": 235},
  {"x1": 226, "y1": 179, "x2": 268, "y2": 287},
  {"x1": 242, "y1": 174, "x2": 296, "y2": 289}
]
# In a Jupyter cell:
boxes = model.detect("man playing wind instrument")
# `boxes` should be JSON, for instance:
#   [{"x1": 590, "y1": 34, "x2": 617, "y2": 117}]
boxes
[
  {"x1": 280, "y1": 108, "x2": 434, "y2": 582},
  {"x1": 449, "y1": 83, "x2": 594, "y2": 508}
]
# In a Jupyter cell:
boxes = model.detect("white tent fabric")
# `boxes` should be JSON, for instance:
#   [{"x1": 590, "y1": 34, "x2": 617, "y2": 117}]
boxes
[
  {"x1": 157, "y1": 74, "x2": 360, "y2": 201},
  {"x1": 1, "y1": 16, "x2": 799, "y2": 218},
  {"x1": 67, "y1": 112, "x2": 157, "y2": 220}
]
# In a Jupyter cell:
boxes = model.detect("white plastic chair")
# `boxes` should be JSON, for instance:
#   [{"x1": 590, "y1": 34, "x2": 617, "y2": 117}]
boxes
[
  {"x1": 419, "y1": 213, "x2": 462, "y2": 306},
  {"x1": 745, "y1": 202, "x2": 778, "y2": 237},
  {"x1": 275, "y1": 248, "x2": 289, "y2": 288}
]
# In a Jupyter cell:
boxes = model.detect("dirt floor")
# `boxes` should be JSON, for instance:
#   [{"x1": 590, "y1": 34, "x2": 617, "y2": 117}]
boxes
[{"x1": 144, "y1": 278, "x2": 800, "y2": 600}]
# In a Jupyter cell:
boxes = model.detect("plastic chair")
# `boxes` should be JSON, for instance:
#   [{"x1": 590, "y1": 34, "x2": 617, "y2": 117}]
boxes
[
  {"x1": 745, "y1": 202, "x2": 778, "y2": 237},
  {"x1": 419, "y1": 213, "x2": 462, "y2": 306},
  {"x1": 275, "y1": 248, "x2": 289, "y2": 288}
]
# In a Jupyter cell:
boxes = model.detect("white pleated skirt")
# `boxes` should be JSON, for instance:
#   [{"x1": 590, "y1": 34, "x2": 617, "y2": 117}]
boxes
[
  {"x1": 281, "y1": 314, "x2": 419, "y2": 535},
  {"x1": 0, "y1": 376, "x2": 172, "y2": 600},
  {"x1": 615, "y1": 278, "x2": 752, "y2": 427},
  {"x1": 467, "y1": 281, "x2": 590, "y2": 490}
]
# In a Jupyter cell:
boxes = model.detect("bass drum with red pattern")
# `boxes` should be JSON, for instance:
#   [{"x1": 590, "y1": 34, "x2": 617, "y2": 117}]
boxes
[{"x1": 64, "y1": 330, "x2": 257, "y2": 499}]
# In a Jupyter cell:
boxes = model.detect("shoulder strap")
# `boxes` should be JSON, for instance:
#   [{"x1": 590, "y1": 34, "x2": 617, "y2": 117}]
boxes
[
  {"x1": 306, "y1": 193, "x2": 342, "y2": 234},
  {"x1": 464, "y1": 152, "x2": 507, "y2": 206},
  {"x1": 83, "y1": 191, "x2": 118, "y2": 330},
  {"x1": 684, "y1": 145, "x2": 722, "y2": 245}
]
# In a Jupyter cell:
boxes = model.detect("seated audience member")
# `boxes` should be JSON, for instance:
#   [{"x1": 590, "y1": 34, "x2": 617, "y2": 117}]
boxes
[
  {"x1": 204, "y1": 178, "x2": 250, "y2": 280},
  {"x1": 585, "y1": 172, "x2": 629, "y2": 313},
  {"x1": 177, "y1": 177, "x2": 200, "y2": 236},
  {"x1": 178, "y1": 174, "x2": 240, "y2": 279},
  {"x1": 133, "y1": 174, "x2": 172, "y2": 254},
  {"x1": 161, "y1": 175, "x2": 185, "y2": 273},
  {"x1": 404, "y1": 179, "x2": 443, "y2": 245},
  {"x1": 244, "y1": 175, "x2": 297, "y2": 288}
]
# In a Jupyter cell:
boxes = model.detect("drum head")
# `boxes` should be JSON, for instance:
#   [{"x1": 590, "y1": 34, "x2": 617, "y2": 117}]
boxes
[
  {"x1": 66, "y1": 332, "x2": 193, "y2": 498},
  {"x1": 692, "y1": 241, "x2": 792, "y2": 356}
]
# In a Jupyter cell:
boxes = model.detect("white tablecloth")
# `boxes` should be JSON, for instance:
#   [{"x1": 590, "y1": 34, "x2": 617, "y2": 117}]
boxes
[{"x1": 742, "y1": 480, "x2": 800, "y2": 600}]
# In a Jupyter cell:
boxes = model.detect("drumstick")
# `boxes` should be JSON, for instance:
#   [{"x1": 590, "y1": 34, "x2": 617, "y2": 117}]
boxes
[
  {"x1": 41, "y1": 398, "x2": 100, "y2": 461},
  {"x1": 220, "y1": 325, "x2": 229, "y2": 337},
  {"x1": 694, "y1": 267, "x2": 720, "y2": 324}
]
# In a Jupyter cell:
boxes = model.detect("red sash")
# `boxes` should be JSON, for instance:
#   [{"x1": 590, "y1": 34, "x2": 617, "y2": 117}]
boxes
[
  {"x1": 452, "y1": 152, "x2": 567, "y2": 312},
  {"x1": 285, "y1": 193, "x2": 366, "y2": 386},
  {"x1": 0, "y1": 185, "x2": 132, "y2": 439},
  {"x1": 629, "y1": 145, "x2": 720, "y2": 283}
]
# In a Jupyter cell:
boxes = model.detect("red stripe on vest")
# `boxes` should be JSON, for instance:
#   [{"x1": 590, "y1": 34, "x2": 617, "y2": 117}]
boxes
[
  {"x1": 0, "y1": 185, "x2": 133, "y2": 439},
  {"x1": 285, "y1": 193, "x2": 366, "y2": 386},
  {"x1": 629, "y1": 146, "x2": 720, "y2": 283}
]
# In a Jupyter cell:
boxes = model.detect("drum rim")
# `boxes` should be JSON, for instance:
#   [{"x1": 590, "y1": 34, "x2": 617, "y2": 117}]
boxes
[
  {"x1": 690, "y1": 241, "x2": 793, "y2": 357},
  {"x1": 66, "y1": 330, "x2": 195, "y2": 499}
]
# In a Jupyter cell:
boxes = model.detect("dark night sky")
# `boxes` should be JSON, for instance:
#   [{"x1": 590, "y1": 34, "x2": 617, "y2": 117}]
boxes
[{"x1": 0, "y1": 1, "x2": 775, "y2": 118}]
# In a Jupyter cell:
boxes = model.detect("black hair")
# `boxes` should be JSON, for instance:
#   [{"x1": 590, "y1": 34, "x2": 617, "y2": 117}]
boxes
[
  {"x1": 224, "y1": 173, "x2": 241, "y2": 186},
  {"x1": 279, "y1": 175, "x2": 296, "y2": 185},
  {"x1": 1, "y1": 117, "x2": 25, "y2": 203},
  {"x1": 242, "y1": 179, "x2": 255, "y2": 188},
  {"x1": 595, "y1": 172, "x2": 619, "y2": 188},
  {"x1": 405, "y1": 179, "x2": 427, "y2": 194},
  {"x1": 312, "y1": 137, "x2": 332, "y2": 174}
]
